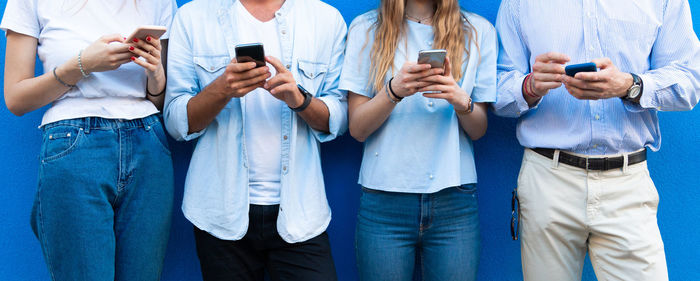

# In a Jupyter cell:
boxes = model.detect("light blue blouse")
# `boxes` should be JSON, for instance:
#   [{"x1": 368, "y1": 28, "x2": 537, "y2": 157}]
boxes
[{"x1": 339, "y1": 11, "x2": 498, "y2": 193}]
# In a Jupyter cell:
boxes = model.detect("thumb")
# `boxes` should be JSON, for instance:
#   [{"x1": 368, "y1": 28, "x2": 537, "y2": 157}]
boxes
[
  {"x1": 592, "y1": 57, "x2": 613, "y2": 69},
  {"x1": 443, "y1": 56, "x2": 452, "y2": 77},
  {"x1": 100, "y1": 34, "x2": 126, "y2": 44},
  {"x1": 265, "y1": 56, "x2": 287, "y2": 73}
]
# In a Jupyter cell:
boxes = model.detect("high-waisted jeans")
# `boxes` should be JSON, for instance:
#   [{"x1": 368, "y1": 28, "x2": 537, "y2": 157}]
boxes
[
  {"x1": 356, "y1": 185, "x2": 481, "y2": 281},
  {"x1": 31, "y1": 115, "x2": 174, "y2": 281}
]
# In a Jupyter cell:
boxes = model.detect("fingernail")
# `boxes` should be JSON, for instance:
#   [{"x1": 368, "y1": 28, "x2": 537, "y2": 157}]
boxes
[
  {"x1": 129, "y1": 46, "x2": 134, "y2": 51},
  {"x1": 133, "y1": 38, "x2": 139, "y2": 43},
  {"x1": 130, "y1": 57, "x2": 136, "y2": 61},
  {"x1": 123, "y1": 37, "x2": 126, "y2": 40},
  {"x1": 146, "y1": 36, "x2": 151, "y2": 41}
]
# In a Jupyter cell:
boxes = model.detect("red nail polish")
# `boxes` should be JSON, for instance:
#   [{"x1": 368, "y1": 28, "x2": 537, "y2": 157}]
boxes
[
  {"x1": 131, "y1": 57, "x2": 136, "y2": 61},
  {"x1": 129, "y1": 46, "x2": 134, "y2": 51},
  {"x1": 133, "y1": 38, "x2": 139, "y2": 43},
  {"x1": 146, "y1": 36, "x2": 151, "y2": 41}
]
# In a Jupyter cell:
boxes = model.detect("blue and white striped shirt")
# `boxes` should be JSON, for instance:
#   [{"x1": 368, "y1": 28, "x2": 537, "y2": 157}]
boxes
[{"x1": 494, "y1": 0, "x2": 700, "y2": 155}]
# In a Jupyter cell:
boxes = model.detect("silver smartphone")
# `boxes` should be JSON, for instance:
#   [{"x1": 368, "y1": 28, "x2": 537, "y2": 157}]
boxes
[{"x1": 417, "y1": 49, "x2": 447, "y2": 69}]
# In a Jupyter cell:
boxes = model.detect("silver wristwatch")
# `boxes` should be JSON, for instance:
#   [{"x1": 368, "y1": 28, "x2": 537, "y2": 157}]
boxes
[{"x1": 624, "y1": 73, "x2": 642, "y2": 103}]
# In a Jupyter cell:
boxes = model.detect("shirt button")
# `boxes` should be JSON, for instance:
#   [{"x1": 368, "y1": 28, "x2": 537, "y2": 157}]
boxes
[
  {"x1": 276, "y1": 12, "x2": 282, "y2": 17},
  {"x1": 375, "y1": 152, "x2": 379, "y2": 157},
  {"x1": 283, "y1": 135, "x2": 288, "y2": 140},
  {"x1": 428, "y1": 101, "x2": 434, "y2": 107},
  {"x1": 286, "y1": 64, "x2": 291, "y2": 69},
  {"x1": 281, "y1": 30, "x2": 287, "y2": 35},
  {"x1": 594, "y1": 114, "x2": 600, "y2": 120},
  {"x1": 210, "y1": 66, "x2": 215, "y2": 71},
  {"x1": 429, "y1": 174, "x2": 434, "y2": 180},
  {"x1": 593, "y1": 144, "x2": 598, "y2": 149},
  {"x1": 283, "y1": 166, "x2": 287, "y2": 171}
]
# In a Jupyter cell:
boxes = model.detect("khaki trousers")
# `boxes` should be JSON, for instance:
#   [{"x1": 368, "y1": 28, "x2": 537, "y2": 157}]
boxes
[{"x1": 517, "y1": 149, "x2": 668, "y2": 281}]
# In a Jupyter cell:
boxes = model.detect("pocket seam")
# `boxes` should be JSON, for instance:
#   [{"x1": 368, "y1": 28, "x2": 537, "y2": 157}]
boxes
[
  {"x1": 41, "y1": 128, "x2": 85, "y2": 163},
  {"x1": 148, "y1": 126, "x2": 172, "y2": 156}
]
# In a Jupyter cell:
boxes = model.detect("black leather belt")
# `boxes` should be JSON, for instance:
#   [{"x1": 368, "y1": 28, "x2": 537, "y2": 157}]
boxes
[{"x1": 532, "y1": 148, "x2": 646, "y2": 171}]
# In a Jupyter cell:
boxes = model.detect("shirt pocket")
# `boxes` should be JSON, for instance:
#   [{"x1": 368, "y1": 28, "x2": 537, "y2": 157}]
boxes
[
  {"x1": 193, "y1": 55, "x2": 230, "y2": 90},
  {"x1": 296, "y1": 60, "x2": 329, "y2": 96},
  {"x1": 597, "y1": 15, "x2": 659, "y2": 61}
]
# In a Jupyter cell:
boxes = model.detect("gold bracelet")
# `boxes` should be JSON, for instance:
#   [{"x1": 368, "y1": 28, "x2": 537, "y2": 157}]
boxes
[{"x1": 455, "y1": 97, "x2": 473, "y2": 115}]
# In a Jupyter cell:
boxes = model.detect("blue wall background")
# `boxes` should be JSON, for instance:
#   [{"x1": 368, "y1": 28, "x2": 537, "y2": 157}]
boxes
[{"x1": 1, "y1": 0, "x2": 699, "y2": 280}]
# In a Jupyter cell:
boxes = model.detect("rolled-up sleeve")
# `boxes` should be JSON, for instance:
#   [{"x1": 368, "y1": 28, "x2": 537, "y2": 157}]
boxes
[
  {"x1": 312, "y1": 11, "x2": 348, "y2": 143},
  {"x1": 469, "y1": 19, "x2": 498, "y2": 103},
  {"x1": 628, "y1": 0, "x2": 700, "y2": 112},
  {"x1": 163, "y1": 9, "x2": 206, "y2": 141},
  {"x1": 493, "y1": 0, "x2": 539, "y2": 117}
]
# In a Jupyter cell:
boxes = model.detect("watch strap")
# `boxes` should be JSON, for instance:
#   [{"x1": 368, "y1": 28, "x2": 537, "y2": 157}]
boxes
[{"x1": 291, "y1": 84, "x2": 313, "y2": 112}]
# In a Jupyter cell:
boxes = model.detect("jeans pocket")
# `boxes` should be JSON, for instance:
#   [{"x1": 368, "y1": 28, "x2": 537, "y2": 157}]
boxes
[
  {"x1": 146, "y1": 122, "x2": 171, "y2": 156},
  {"x1": 40, "y1": 125, "x2": 85, "y2": 163},
  {"x1": 454, "y1": 184, "x2": 477, "y2": 194}
]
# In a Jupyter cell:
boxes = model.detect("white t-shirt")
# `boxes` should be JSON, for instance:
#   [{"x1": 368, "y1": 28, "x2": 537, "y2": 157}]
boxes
[
  {"x1": 236, "y1": 1, "x2": 284, "y2": 205},
  {"x1": 0, "y1": 0, "x2": 177, "y2": 126}
]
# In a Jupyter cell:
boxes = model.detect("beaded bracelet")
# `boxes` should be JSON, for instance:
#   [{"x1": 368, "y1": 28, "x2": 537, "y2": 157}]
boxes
[{"x1": 78, "y1": 49, "x2": 90, "y2": 78}]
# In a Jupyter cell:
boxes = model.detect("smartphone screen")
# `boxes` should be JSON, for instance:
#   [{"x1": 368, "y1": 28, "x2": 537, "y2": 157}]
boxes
[
  {"x1": 565, "y1": 62, "x2": 598, "y2": 77},
  {"x1": 235, "y1": 43, "x2": 266, "y2": 67},
  {"x1": 417, "y1": 49, "x2": 447, "y2": 69}
]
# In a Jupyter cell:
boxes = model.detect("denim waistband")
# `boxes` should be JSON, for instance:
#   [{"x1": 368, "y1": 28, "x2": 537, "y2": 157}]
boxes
[{"x1": 41, "y1": 114, "x2": 162, "y2": 132}]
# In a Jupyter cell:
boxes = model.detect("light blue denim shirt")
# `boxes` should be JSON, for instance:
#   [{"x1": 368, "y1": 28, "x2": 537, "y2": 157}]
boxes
[
  {"x1": 163, "y1": 0, "x2": 347, "y2": 243},
  {"x1": 494, "y1": 0, "x2": 700, "y2": 155},
  {"x1": 339, "y1": 11, "x2": 498, "y2": 193}
]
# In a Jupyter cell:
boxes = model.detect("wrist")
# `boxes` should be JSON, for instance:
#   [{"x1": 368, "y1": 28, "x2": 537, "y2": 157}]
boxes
[
  {"x1": 619, "y1": 73, "x2": 635, "y2": 97},
  {"x1": 287, "y1": 87, "x2": 305, "y2": 108}
]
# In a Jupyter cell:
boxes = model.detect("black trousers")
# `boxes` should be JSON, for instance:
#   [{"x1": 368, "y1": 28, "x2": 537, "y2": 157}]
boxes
[{"x1": 193, "y1": 204, "x2": 338, "y2": 281}]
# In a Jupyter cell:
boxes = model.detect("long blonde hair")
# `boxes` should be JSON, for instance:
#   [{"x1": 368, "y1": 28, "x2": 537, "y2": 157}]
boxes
[{"x1": 368, "y1": 0, "x2": 478, "y2": 91}]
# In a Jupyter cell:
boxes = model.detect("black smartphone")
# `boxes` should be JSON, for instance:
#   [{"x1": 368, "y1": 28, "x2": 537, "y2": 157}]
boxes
[
  {"x1": 565, "y1": 62, "x2": 597, "y2": 77},
  {"x1": 235, "y1": 43, "x2": 265, "y2": 67}
]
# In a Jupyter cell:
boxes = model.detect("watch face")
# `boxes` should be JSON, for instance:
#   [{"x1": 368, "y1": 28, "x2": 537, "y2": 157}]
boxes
[{"x1": 628, "y1": 85, "x2": 641, "y2": 99}]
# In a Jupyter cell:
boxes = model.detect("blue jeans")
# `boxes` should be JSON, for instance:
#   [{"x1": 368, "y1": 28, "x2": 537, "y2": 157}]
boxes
[
  {"x1": 31, "y1": 115, "x2": 174, "y2": 281},
  {"x1": 356, "y1": 185, "x2": 480, "y2": 281}
]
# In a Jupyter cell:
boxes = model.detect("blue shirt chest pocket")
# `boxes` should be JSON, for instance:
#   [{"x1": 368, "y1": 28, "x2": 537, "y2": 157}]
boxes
[
  {"x1": 296, "y1": 60, "x2": 329, "y2": 96},
  {"x1": 193, "y1": 55, "x2": 230, "y2": 90}
]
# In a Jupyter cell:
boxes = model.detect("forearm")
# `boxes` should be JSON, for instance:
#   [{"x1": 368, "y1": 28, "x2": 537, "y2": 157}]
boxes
[
  {"x1": 296, "y1": 98, "x2": 330, "y2": 133},
  {"x1": 457, "y1": 102, "x2": 488, "y2": 140},
  {"x1": 348, "y1": 88, "x2": 395, "y2": 142},
  {"x1": 146, "y1": 67, "x2": 166, "y2": 110},
  {"x1": 186, "y1": 80, "x2": 231, "y2": 133},
  {"x1": 5, "y1": 56, "x2": 82, "y2": 116}
]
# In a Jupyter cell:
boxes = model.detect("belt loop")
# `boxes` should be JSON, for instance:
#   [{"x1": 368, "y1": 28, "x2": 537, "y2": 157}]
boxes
[
  {"x1": 622, "y1": 152, "x2": 629, "y2": 174},
  {"x1": 551, "y1": 150, "x2": 560, "y2": 169},
  {"x1": 84, "y1": 117, "x2": 91, "y2": 134}
]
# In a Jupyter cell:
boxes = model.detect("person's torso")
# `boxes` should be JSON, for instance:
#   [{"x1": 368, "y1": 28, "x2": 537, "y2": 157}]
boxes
[
  {"x1": 515, "y1": 0, "x2": 663, "y2": 155},
  {"x1": 35, "y1": 0, "x2": 173, "y2": 125},
  {"x1": 236, "y1": 0, "x2": 284, "y2": 205},
  {"x1": 346, "y1": 11, "x2": 495, "y2": 193}
]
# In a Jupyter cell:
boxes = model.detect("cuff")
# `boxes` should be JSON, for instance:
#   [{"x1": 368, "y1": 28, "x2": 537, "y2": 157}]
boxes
[
  {"x1": 312, "y1": 95, "x2": 347, "y2": 143},
  {"x1": 165, "y1": 94, "x2": 206, "y2": 141}
]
